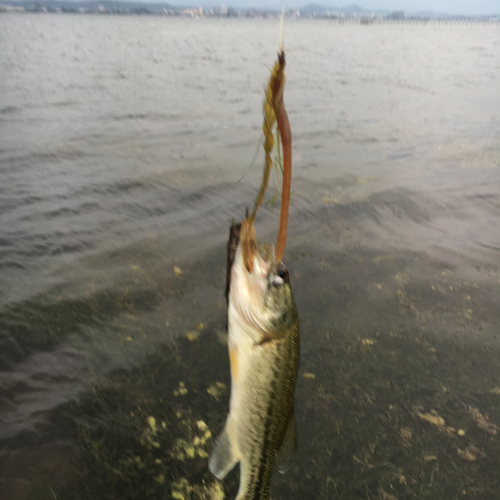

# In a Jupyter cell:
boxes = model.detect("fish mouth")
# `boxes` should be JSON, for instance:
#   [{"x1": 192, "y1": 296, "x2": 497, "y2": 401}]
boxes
[
  {"x1": 228, "y1": 217, "x2": 282, "y2": 288},
  {"x1": 230, "y1": 242, "x2": 293, "y2": 340},
  {"x1": 228, "y1": 243, "x2": 275, "y2": 334},
  {"x1": 227, "y1": 216, "x2": 289, "y2": 336},
  {"x1": 238, "y1": 241, "x2": 287, "y2": 296}
]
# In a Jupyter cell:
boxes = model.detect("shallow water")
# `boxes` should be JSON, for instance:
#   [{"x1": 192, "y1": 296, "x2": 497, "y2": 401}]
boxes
[{"x1": 0, "y1": 15, "x2": 499, "y2": 500}]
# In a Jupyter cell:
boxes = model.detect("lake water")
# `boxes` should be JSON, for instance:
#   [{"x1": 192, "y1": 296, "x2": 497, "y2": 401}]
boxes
[{"x1": 0, "y1": 14, "x2": 499, "y2": 500}]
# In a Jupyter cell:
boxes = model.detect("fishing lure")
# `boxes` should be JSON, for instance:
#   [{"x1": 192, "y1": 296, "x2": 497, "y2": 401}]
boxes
[{"x1": 241, "y1": 50, "x2": 292, "y2": 272}]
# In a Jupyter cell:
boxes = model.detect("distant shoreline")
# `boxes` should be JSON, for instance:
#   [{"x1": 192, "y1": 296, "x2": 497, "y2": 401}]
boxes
[
  {"x1": 1, "y1": 10, "x2": 499, "y2": 23},
  {"x1": 1, "y1": 3, "x2": 499, "y2": 22}
]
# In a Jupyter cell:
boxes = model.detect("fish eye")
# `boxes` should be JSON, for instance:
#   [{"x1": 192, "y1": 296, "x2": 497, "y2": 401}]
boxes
[{"x1": 277, "y1": 268, "x2": 288, "y2": 280}]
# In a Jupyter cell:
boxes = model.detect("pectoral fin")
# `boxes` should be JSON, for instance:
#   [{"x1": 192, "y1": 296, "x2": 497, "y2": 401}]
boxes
[
  {"x1": 275, "y1": 411, "x2": 297, "y2": 474},
  {"x1": 256, "y1": 325, "x2": 288, "y2": 345},
  {"x1": 208, "y1": 422, "x2": 238, "y2": 479}
]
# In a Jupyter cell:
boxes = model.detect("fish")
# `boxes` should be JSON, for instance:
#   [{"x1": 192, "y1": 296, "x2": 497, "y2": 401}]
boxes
[{"x1": 209, "y1": 222, "x2": 300, "y2": 500}]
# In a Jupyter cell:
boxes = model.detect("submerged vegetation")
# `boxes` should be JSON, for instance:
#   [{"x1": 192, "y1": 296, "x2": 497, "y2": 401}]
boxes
[
  {"x1": 24, "y1": 243, "x2": 499, "y2": 500},
  {"x1": 49, "y1": 330, "x2": 234, "y2": 500}
]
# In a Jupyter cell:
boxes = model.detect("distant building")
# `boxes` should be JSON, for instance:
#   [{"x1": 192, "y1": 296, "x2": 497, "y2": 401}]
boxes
[
  {"x1": 387, "y1": 11, "x2": 405, "y2": 20},
  {"x1": 324, "y1": 10, "x2": 339, "y2": 19},
  {"x1": 212, "y1": 5, "x2": 227, "y2": 16},
  {"x1": 244, "y1": 9, "x2": 259, "y2": 18},
  {"x1": 180, "y1": 6, "x2": 203, "y2": 17},
  {"x1": 0, "y1": 4, "x2": 25, "y2": 11}
]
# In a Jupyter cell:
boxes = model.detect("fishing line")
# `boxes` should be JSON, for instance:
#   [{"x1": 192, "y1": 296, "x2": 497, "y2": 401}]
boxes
[{"x1": 235, "y1": 133, "x2": 264, "y2": 185}]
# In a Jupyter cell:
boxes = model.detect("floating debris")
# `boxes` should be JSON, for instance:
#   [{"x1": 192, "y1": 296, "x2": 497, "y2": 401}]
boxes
[
  {"x1": 457, "y1": 445, "x2": 485, "y2": 462},
  {"x1": 185, "y1": 331, "x2": 200, "y2": 342},
  {"x1": 184, "y1": 322, "x2": 205, "y2": 341},
  {"x1": 171, "y1": 478, "x2": 224, "y2": 500},
  {"x1": 321, "y1": 196, "x2": 339, "y2": 204},
  {"x1": 418, "y1": 412, "x2": 445, "y2": 427},
  {"x1": 400, "y1": 427, "x2": 412, "y2": 441},
  {"x1": 174, "y1": 381, "x2": 188, "y2": 397},
  {"x1": 173, "y1": 439, "x2": 196, "y2": 460},
  {"x1": 469, "y1": 407, "x2": 498, "y2": 435},
  {"x1": 303, "y1": 372, "x2": 316, "y2": 380},
  {"x1": 147, "y1": 416, "x2": 157, "y2": 432},
  {"x1": 173, "y1": 266, "x2": 182, "y2": 276},
  {"x1": 196, "y1": 420, "x2": 208, "y2": 432},
  {"x1": 206, "y1": 382, "x2": 226, "y2": 400}
]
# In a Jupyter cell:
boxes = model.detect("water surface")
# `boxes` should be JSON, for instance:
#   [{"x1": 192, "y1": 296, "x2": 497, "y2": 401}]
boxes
[{"x1": 0, "y1": 15, "x2": 499, "y2": 500}]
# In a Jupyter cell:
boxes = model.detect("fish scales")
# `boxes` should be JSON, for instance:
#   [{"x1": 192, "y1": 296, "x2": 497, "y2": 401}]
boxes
[{"x1": 240, "y1": 324, "x2": 299, "y2": 499}]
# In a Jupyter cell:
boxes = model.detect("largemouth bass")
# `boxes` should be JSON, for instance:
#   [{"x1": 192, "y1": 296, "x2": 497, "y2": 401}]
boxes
[{"x1": 209, "y1": 225, "x2": 300, "y2": 500}]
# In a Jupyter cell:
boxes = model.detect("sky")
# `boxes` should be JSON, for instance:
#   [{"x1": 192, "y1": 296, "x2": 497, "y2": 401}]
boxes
[{"x1": 178, "y1": 1, "x2": 499, "y2": 16}]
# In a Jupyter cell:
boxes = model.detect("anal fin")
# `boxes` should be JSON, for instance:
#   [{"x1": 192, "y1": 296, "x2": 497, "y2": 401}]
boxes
[{"x1": 208, "y1": 422, "x2": 238, "y2": 479}]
